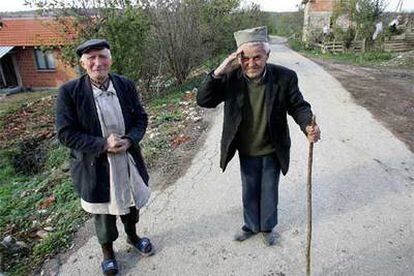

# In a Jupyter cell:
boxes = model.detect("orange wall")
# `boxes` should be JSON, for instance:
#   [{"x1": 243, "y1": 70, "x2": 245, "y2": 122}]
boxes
[
  {"x1": 310, "y1": 0, "x2": 334, "y2": 12},
  {"x1": 15, "y1": 47, "x2": 77, "y2": 88}
]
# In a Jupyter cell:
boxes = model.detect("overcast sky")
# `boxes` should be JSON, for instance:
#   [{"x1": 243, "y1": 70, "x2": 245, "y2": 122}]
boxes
[{"x1": 0, "y1": 0, "x2": 413, "y2": 12}]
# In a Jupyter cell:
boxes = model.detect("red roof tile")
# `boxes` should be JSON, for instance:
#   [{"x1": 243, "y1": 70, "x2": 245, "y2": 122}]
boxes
[{"x1": 0, "y1": 18, "x2": 77, "y2": 46}]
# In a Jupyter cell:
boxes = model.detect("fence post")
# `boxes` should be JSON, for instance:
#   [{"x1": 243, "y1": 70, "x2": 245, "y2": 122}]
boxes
[{"x1": 362, "y1": 38, "x2": 366, "y2": 53}]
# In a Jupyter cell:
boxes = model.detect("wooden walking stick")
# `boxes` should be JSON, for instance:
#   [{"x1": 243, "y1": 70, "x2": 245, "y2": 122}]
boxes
[{"x1": 306, "y1": 115, "x2": 316, "y2": 276}]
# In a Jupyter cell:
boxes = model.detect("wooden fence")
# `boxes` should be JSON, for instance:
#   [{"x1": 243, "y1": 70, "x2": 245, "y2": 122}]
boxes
[
  {"x1": 383, "y1": 41, "x2": 412, "y2": 52},
  {"x1": 319, "y1": 40, "x2": 364, "y2": 54},
  {"x1": 318, "y1": 30, "x2": 414, "y2": 53},
  {"x1": 321, "y1": 40, "x2": 344, "y2": 53},
  {"x1": 382, "y1": 31, "x2": 414, "y2": 52}
]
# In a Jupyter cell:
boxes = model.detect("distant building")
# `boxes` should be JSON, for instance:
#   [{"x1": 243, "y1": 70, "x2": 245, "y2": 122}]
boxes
[
  {"x1": 302, "y1": 0, "x2": 336, "y2": 42},
  {"x1": 0, "y1": 18, "x2": 77, "y2": 90}
]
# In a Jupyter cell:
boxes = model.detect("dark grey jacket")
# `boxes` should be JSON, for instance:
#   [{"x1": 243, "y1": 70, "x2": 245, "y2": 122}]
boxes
[
  {"x1": 56, "y1": 73, "x2": 149, "y2": 203},
  {"x1": 197, "y1": 63, "x2": 313, "y2": 175}
]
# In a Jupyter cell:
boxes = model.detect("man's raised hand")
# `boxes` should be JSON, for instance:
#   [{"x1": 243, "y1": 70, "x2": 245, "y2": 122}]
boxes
[{"x1": 213, "y1": 49, "x2": 243, "y2": 78}]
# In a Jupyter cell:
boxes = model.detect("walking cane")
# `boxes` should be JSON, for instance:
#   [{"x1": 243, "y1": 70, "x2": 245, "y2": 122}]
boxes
[{"x1": 306, "y1": 115, "x2": 316, "y2": 276}]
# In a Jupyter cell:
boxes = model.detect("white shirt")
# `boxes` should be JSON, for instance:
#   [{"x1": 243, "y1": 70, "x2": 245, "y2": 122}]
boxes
[{"x1": 80, "y1": 81, "x2": 150, "y2": 215}]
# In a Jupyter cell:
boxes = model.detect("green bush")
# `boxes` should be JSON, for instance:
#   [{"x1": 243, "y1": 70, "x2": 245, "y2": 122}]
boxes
[{"x1": 288, "y1": 38, "x2": 319, "y2": 54}]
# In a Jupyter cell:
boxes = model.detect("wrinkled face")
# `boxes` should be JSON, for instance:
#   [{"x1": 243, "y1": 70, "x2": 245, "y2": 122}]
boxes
[
  {"x1": 80, "y1": 48, "x2": 112, "y2": 82},
  {"x1": 238, "y1": 44, "x2": 269, "y2": 80}
]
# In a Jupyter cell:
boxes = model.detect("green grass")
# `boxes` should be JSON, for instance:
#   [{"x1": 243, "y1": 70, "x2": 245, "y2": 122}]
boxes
[
  {"x1": 0, "y1": 89, "x2": 85, "y2": 274},
  {"x1": 0, "y1": 141, "x2": 86, "y2": 275},
  {"x1": 317, "y1": 51, "x2": 394, "y2": 65},
  {"x1": 0, "y1": 90, "x2": 55, "y2": 118},
  {"x1": 45, "y1": 141, "x2": 70, "y2": 170},
  {"x1": 153, "y1": 110, "x2": 183, "y2": 126},
  {"x1": 287, "y1": 38, "x2": 395, "y2": 67},
  {"x1": 0, "y1": 149, "x2": 27, "y2": 186},
  {"x1": 32, "y1": 179, "x2": 84, "y2": 261}
]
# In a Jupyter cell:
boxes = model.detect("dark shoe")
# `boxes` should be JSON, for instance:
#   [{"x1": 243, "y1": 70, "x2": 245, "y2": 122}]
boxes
[
  {"x1": 262, "y1": 230, "x2": 277, "y2": 246},
  {"x1": 127, "y1": 237, "x2": 154, "y2": 257},
  {"x1": 233, "y1": 226, "x2": 256, "y2": 241},
  {"x1": 101, "y1": 259, "x2": 118, "y2": 275}
]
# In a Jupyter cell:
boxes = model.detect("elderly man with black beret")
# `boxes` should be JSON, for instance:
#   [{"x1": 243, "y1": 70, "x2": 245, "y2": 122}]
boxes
[
  {"x1": 197, "y1": 27, "x2": 320, "y2": 246},
  {"x1": 56, "y1": 39, "x2": 153, "y2": 275}
]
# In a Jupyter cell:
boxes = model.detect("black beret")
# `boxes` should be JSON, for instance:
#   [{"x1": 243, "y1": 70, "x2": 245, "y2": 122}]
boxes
[{"x1": 76, "y1": 39, "x2": 110, "y2": 57}]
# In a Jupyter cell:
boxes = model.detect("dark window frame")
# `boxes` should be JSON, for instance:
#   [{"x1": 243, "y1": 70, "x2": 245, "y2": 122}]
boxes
[{"x1": 34, "y1": 49, "x2": 56, "y2": 71}]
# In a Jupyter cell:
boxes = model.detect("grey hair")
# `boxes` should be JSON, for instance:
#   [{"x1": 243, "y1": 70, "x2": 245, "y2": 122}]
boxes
[
  {"x1": 241, "y1": 41, "x2": 271, "y2": 54},
  {"x1": 80, "y1": 48, "x2": 112, "y2": 62}
]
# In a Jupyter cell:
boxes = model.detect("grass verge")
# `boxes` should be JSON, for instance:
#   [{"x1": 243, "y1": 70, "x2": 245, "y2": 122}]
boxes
[{"x1": 287, "y1": 38, "x2": 396, "y2": 67}]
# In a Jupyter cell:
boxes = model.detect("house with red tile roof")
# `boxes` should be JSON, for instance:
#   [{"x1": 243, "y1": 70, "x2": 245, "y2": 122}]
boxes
[{"x1": 0, "y1": 18, "x2": 78, "y2": 90}]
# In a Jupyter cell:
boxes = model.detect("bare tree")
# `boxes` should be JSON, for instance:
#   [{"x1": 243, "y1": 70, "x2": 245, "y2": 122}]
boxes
[{"x1": 142, "y1": 0, "x2": 205, "y2": 85}]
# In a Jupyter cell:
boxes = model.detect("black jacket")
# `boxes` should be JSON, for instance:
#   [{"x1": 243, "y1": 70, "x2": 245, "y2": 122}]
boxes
[
  {"x1": 197, "y1": 63, "x2": 313, "y2": 175},
  {"x1": 56, "y1": 73, "x2": 149, "y2": 203}
]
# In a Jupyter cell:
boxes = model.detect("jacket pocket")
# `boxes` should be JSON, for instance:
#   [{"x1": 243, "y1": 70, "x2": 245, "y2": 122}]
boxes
[{"x1": 70, "y1": 158, "x2": 97, "y2": 198}]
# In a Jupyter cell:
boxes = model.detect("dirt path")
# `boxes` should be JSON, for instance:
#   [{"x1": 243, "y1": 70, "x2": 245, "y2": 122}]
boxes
[
  {"x1": 54, "y1": 40, "x2": 414, "y2": 276},
  {"x1": 309, "y1": 58, "x2": 414, "y2": 153}
]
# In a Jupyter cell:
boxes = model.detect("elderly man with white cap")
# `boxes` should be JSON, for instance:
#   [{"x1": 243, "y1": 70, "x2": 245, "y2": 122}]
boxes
[
  {"x1": 56, "y1": 39, "x2": 153, "y2": 275},
  {"x1": 197, "y1": 26, "x2": 320, "y2": 246}
]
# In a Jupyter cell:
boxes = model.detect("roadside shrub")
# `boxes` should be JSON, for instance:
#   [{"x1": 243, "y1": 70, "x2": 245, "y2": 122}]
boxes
[
  {"x1": 359, "y1": 51, "x2": 393, "y2": 62},
  {"x1": 11, "y1": 137, "x2": 48, "y2": 175},
  {"x1": 288, "y1": 38, "x2": 318, "y2": 53}
]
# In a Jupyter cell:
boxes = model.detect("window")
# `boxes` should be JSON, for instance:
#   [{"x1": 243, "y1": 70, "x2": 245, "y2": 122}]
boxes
[{"x1": 34, "y1": 49, "x2": 56, "y2": 70}]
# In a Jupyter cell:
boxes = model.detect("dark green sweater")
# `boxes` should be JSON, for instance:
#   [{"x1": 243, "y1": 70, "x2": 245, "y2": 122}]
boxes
[{"x1": 236, "y1": 81, "x2": 275, "y2": 156}]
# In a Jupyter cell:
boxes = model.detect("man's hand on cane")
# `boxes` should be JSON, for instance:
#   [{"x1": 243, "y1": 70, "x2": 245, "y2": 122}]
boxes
[{"x1": 306, "y1": 124, "x2": 321, "y2": 143}]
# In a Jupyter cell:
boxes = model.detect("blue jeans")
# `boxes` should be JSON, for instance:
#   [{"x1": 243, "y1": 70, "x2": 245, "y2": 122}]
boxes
[{"x1": 239, "y1": 153, "x2": 281, "y2": 232}]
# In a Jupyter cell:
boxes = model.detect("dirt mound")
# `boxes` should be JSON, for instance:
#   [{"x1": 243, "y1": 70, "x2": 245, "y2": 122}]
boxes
[
  {"x1": 0, "y1": 95, "x2": 55, "y2": 149},
  {"x1": 381, "y1": 50, "x2": 414, "y2": 68},
  {"x1": 0, "y1": 95, "x2": 55, "y2": 175}
]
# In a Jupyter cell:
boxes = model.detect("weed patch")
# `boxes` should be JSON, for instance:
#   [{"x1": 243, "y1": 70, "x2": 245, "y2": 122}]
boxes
[{"x1": 0, "y1": 91, "x2": 84, "y2": 275}]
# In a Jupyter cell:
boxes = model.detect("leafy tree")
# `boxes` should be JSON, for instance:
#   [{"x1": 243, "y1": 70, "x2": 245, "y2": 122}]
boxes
[
  {"x1": 27, "y1": 0, "x2": 150, "y2": 83},
  {"x1": 354, "y1": 0, "x2": 386, "y2": 40},
  {"x1": 332, "y1": 0, "x2": 386, "y2": 44},
  {"x1": 26, "y1": 0, "x2": 268, "y2": 92},
  {"x1": 200, "y1": 0, "x2": 265, "y2": 57}
]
